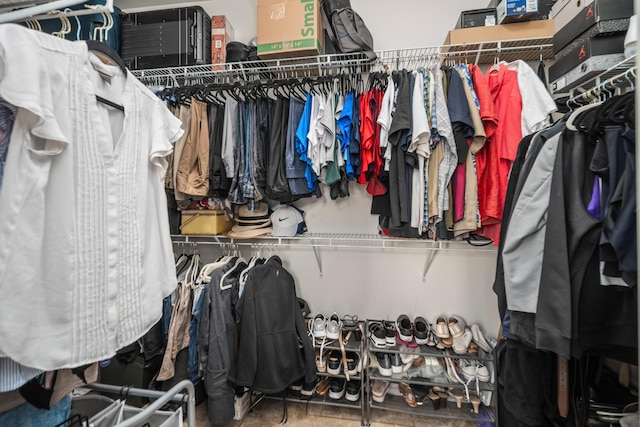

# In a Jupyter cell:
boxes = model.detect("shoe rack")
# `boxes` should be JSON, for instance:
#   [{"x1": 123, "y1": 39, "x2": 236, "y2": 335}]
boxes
[
  {"x1": 265, "y1": 320, "x2": 368, "y2": 426},
  {"x1": 364, "y1": 319, "x2": 496, "y2": 425}
]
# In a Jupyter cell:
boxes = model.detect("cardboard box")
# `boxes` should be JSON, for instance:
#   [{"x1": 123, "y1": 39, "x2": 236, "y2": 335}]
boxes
[
  {"x1": 552, "y1": 0, "x2": 595, "y2": 33},
  {"x1": 456, "y1": 8, "x2": 498, "y2": 29},
  {"x1": 549, "y1": 33, "x2": 625, "y2": 82},
  {"x1": 444, "y1": 20, "x2": 555, "y2": 45},
  {"x1": 550, "y1": 52, "x2": 625, "y2": 92},
  {"x1": 257, "y1": 0, "x2": 323, "y2": 59},
  {"x1": 497, "y1": 0, "x2": 554, "y2": 24},
  {"x1": 211, "y1": 15, "x2": 235, "y2": 65},
  {"x1": 553, "y1": 0, "x2": 633, "y2": 54},
  {"x1": 497, "y1": 0, "x2": 538, "y2": 23}
]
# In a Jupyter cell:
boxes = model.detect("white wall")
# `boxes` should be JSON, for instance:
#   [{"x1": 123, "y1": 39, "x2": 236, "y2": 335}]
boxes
[{"x1": 116, "y1": 0, "x2": 502, "y2": 337}]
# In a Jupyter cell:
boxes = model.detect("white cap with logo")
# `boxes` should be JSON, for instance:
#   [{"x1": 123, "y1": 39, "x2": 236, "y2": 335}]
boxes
[{"x1": 270, "y1": 205, "x2": 304, "y2": 237}]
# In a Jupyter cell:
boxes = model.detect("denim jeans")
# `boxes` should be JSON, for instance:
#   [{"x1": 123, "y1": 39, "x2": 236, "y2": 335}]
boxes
[{"x1": 188, "y1": 288, "x2": 207, "y2": 384}]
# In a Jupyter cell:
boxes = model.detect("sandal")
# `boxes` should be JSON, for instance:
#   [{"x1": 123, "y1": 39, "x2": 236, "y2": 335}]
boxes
[
  {"x1": 452, "y1": 327, "x2": 473, "y2": 355},
  {"x1": 398, "y1": 382, "x2": 417, "y2": 408},
  {"x1": 433, "y1": 315, "x2": 450, "y2": 338},
  {"x1": 448, "y1": 315, "x2": 466, "y2": 339}
]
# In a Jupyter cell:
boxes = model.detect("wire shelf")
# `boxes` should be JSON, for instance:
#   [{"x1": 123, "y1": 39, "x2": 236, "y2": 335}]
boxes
[
  {"x1": 567, "y1": 55, "x2": 637, "y2": 99},
  {"x1": 131, "y1": 37, "x2": 553, "y2": 87},
  {"x1": 171, "y1": 233, "x2": 497, "y2": 252}
]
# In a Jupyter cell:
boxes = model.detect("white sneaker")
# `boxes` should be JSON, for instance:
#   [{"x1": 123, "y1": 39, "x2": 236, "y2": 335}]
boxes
[
  {"x1": 326, "y1": 313, "x2": 342, "y2": 340},
  {"x1": 311, "y1": 314, "x2": 326, "y2": 339}
]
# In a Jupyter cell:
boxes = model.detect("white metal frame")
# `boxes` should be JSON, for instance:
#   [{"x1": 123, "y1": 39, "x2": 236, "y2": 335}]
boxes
[{"x1": 0, "y1": 0, "x2": 113, "y2": 24}]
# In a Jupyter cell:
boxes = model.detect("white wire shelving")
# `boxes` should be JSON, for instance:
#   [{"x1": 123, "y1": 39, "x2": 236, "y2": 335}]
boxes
[
  {"x1": 131, "y1": 37, "x2": 553, "y2": 87},
  {"x1": 171, "y1": 232, "x2": 496, "y2": 281},
  {"x1": 567, "y1": 55, "x2": 637, "y2": 102}
]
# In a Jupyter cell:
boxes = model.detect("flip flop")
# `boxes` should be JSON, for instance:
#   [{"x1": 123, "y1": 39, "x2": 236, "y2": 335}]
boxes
[{"x1": 433, "y1": 315, "x2": 450, "y2": 338}]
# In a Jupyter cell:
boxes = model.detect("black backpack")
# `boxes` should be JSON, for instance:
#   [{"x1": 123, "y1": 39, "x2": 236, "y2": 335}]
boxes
[{"x1": 320, "y1": 0, "x2": 376, "y2": 60}]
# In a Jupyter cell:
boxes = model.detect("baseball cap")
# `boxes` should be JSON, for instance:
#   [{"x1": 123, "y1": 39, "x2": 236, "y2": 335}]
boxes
[{"x1": 271, "y1": 205, "x2": 304, "y2": 237}]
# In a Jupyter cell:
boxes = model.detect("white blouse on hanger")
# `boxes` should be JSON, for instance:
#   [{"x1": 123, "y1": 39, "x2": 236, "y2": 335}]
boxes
[{"x1": 0, "y1": 24, "x2": 183, "y2": 370}]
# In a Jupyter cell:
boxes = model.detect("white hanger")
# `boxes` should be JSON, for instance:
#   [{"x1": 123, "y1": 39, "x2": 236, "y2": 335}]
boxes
[{"x1": 220, "y1": 257, "x2": 246, "y2": 291}]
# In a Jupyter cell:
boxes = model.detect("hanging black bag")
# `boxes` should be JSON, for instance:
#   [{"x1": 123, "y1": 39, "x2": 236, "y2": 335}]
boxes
[{"x1": 320, "y1": 0, "x2": 376, "y2": 60}]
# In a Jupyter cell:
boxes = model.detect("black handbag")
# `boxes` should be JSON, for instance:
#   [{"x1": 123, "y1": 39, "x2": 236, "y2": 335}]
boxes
[{"x1": 320, "y1": 0, "x2": 376, "y2": 60}]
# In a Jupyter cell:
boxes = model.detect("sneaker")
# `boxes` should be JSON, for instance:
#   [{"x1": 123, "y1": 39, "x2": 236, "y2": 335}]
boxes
[
  {"x1": 369, "y1": 322, "x2": 387, "y2": 348},
  {"x1": 376, "y1": 353, "x2": 392, "y2": 376},
  {"x1": 301, "y1": 378, "x2": 319, "y2": 397},
  {"x1": 311, "y1": 314, "x2": 326, "y2": 339},
  {"x1": 345, "y1": 351, "x2": 361, "y2": 375},
  {"x1": 326, "y1": 350, "x2": 342, "y2": 375},
  {"x1": 396, "y1": 314, "x2": 413, "y2": 343},
  {"x1": 328, "y1": 378, "x2": 346, "y2": 400},
  {"x1": 390, "y1": 353, "x2": 402, "y2": 374},
  {"x1": 383, "y1": 320, "x2": 396, "y2": 346},
  {"x1": 345, "y1": 380, "x2": 361, "y2": 402},
  {"x1": 290, "y1": 377, "x2": 303, "y2": 392},
  {"x1": 414, "y1": 316, "x2": 430, "y2": 345},
  {"x1": 326, "y1": 313, "x2": 342, "y2": 340}
]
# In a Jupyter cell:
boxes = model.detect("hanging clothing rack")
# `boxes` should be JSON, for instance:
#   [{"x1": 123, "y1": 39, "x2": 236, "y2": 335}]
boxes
[
  {"x1": 82, "y1": 379, "x2": 196, "y2": 427},
  {"x1": 130, "y1": 37, "x2": 553, "y2": 87},
  {"x1": 0, "y1": 0, "x2": 112, "y2": 24},
  {"x1": 567, "y1": 65, "x2": 636, "y2": 107}
]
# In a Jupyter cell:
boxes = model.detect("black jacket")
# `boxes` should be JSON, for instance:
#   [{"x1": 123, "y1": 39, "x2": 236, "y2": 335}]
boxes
[{"x1": 229, "y1": 256, "x2": 316, "y2": 393}]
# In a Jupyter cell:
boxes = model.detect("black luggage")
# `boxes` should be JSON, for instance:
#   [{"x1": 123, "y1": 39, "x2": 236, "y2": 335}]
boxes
[{"x1": 121, "y1": 6, "x2": 211, "y2": 70}]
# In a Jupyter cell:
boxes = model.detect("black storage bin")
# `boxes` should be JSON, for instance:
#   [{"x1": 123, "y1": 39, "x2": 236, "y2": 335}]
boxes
[{"x1": 121, "y1": 7, "x2": 211, "y2": 70}]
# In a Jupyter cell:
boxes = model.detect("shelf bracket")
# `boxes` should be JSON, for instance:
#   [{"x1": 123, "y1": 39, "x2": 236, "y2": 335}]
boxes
[
  {"x1": 311, "y1": 242, "x2": 323, "y2": 277},
  {"x1": 422, "y1": 250, "x2": 437, "y2": 282}
]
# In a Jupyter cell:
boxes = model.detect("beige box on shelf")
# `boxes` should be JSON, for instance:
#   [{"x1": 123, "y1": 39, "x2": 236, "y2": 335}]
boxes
[
  {"x1": 211, "y1": 15, "x2": 235, "y2": 66},
  {"x1": 444, "y1": 20, "x2": 554, "y2": 45},
  {"x1": 257, "y1": 0, "x2": 323, "y2": 59},
  {"x1": 180, "y1": 210, "x2": 233, "y2": 235}
]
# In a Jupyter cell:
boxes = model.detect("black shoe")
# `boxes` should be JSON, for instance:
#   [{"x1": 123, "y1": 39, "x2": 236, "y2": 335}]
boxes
[
  {"x1": 328, "y1": 378, "x2": 346, "y2": 400},
  {"x1": 290, "y1": 377, "x2": 303, "y2": 392},
  {"x1": 414, "y1": 316, "x2": 430, "y2": 345},
  {"x1": 412, "y1": 383, "x2": 429, "y2": 405},
  {"x1": 345, "y1": 351, "x2": 360, "y2": 375},
  {"x1": 390, "y1": 353, "x2": 403, "y2": 374},
  {"x1": 327, "y1": 350, "x2": 342, "y2": 375},
  {"x1": 396, "y1": 314, "x2": 413, "y2": 343},
  {"x1": 345, "y1": 380, "x2": 361, "y2": 402},
  {"x1": 369, "y1": 322, "x2": 387, "y2": 348},
  {"x1": 301, "y1": 377, "x2": 319, "y2": 397},
  {"x1": 376, "y1": 352, "x2": 392, "y2": 376},
  {"x1": 383, "y1": 320, "x2": 396, "y2": 346}
]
